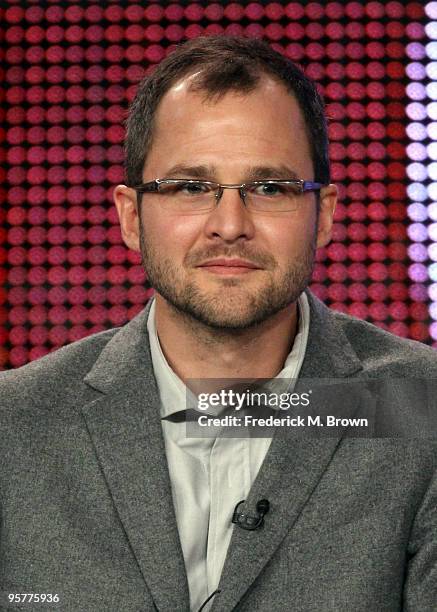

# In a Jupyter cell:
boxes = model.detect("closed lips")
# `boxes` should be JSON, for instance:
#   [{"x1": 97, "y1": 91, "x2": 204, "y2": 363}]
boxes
[{"x1": 198, "y1": 259, "x2": 260, "y2": 268}]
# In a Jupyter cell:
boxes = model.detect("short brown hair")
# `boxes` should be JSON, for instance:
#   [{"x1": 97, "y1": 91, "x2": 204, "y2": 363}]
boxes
[{"x1": 125, "y1": 35, "x2": 330, "y2": 187}]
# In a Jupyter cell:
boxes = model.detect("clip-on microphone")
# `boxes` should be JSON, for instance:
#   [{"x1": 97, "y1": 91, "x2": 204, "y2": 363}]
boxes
[{"x1": 232, "y1": 499, "x2": 270, "y2": 530}]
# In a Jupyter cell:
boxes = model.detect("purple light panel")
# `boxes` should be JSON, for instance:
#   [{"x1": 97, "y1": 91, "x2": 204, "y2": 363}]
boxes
[{"x1": 406, "y1": 2, "x2": 437, "y2": 345}]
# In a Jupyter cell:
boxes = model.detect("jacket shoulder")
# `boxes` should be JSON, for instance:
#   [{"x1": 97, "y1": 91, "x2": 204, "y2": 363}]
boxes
[
  {"x1": 332, "y1": 309, "x2": 437, "y2": 377},
  {"x1": 0, "y1": 327, "x2": 119, "y2": 407}
]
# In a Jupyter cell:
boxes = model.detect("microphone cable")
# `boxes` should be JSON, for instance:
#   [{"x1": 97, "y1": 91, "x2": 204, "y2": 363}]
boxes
[{"x1": 197, "y1": 588, "x2": 221, "y2": 612}]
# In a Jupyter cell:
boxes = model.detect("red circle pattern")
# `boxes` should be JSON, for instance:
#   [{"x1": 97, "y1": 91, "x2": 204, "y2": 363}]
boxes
[{"x1": 1, "y1": 1, "x2": 431, "y2": 367}]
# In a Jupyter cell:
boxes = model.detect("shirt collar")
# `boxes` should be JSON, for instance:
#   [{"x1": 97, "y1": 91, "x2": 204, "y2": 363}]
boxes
[{"x1": 147, "y1": 293, "x2": 310, "y2": 419}]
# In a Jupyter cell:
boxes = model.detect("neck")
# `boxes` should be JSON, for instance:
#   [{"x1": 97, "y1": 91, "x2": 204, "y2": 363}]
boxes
[{"x1": 153, "y1": 293, "x2": 299, "y2": 383}]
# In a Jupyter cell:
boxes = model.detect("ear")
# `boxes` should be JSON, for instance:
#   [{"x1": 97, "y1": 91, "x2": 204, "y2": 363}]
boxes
[
  {"x1": 113, "y1": 185, "x2": 141, "y2": 252},
  {"x1": 316, "y1": 184, "x2": 337, "y2": 249}
]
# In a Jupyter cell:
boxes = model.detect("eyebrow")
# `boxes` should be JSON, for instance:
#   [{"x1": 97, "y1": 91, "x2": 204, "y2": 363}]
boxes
[
  {"x1": 163, "y1": 164, "x2": 215, "y2": 179},
  {"x1": 246, "y1": 165, "x2": 300, "y2": 181},
  {"x1": 162, "y1": 164, "x2": 300, "y2": 181}
]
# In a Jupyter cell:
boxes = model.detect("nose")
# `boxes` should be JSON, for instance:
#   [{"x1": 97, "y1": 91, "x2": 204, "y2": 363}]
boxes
[{"x1": 203, "y1": 186, "x2": 255, "y2": 243}]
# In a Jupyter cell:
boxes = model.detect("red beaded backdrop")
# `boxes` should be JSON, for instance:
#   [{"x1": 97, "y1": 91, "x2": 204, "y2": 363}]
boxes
[{"x1": 1, "y1": 1, "x2": 428, "y2": 369}]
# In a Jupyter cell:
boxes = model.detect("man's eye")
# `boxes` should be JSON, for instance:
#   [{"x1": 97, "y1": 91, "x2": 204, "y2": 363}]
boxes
[
  {"x1": 159, "y1": 182, "x2": 210, "y2": 196},
  {"x1": 253, "y1": 183, "x2": 286, "y2": 196},
  {"x1": 182, "y1": 182, "x2": 207, "y2": 195}
]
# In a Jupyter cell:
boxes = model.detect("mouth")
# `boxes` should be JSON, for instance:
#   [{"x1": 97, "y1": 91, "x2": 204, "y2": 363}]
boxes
[{"x1": 196, "y1": 258, "x2": 262, "y2": 275}]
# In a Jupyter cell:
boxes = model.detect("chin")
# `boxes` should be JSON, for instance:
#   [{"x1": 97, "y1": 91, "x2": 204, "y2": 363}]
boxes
[
  {"x1": 192, "y1": 311, "x2": 265, "y2": 330},
  {"x1": 153, "y1": 274, "x2": 305, "y2": 331},
  {"x1": 177, "y1": 295, "x2": 293, "y2": 331}
]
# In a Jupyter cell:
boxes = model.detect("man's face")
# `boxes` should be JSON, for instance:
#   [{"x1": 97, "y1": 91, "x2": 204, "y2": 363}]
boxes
[{"x1": 116, "y1": 76, "x2": 336, "y2": 330}]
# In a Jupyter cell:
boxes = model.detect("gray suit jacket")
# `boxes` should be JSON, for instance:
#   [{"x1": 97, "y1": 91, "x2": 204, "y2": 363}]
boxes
[{"x1": 1, "y1": 290, "x2": 436, "y2": 612}]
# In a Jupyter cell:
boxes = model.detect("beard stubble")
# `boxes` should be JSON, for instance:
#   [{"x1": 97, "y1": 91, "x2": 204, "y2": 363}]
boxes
[{"x1": 138, "y1": 215, "x2": 316, "y2": 331}]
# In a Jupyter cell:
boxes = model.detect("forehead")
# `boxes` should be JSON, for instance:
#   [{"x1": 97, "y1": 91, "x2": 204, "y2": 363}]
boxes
[
  {"x1": 157, "y1": 73, "x2": 307, "y2": 133},
  {"x1": 146, "y1": 74, "x2": 313, "y2": 178}
]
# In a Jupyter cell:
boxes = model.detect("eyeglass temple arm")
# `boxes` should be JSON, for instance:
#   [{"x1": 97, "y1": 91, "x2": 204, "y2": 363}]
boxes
[
  {"x1": 132, "y1": 181, "x2": 160, "y2": 193},
  {"x1": 302, "y1": 180, "x2": 326, "y2": 192}
]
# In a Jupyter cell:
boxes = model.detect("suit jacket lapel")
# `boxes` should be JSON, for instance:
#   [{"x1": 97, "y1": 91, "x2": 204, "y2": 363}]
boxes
[
  {"x1": 81, "y1": 300, "x2": 190, "y2": 612},
  {"x1": 211, "y1": 290, "x2": 364, "y2": 612}
]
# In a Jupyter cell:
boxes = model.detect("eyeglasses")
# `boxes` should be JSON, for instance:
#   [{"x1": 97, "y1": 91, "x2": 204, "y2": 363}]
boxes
[{"x1": 132, "y1": 178, "x2": 326, "y2": 213}]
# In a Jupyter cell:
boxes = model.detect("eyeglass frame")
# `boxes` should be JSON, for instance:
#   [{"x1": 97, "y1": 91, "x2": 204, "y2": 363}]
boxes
[{"x1": 131, "y1": 178, "x2": 326, "y2": 210}]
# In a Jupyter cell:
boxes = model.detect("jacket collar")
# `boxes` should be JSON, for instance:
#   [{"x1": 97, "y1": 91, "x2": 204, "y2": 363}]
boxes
[
  {"x1": 84, "y1": 288, "x2": 363, "y2": 395},
  {"x1": 300, "y1": 289, "x2": 363, "y2": 379},
  {"x1": 82, "y1": 297, "x2": 190, "y2": 611},
  {"x1": 210, "y1": 291, "x2": 366, "y2": 611}
]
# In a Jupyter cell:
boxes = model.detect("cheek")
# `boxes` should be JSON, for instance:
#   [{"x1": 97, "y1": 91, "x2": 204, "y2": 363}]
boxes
[
  {"x1": 260, "y1": 217, "x2": 315, "y2": 259},
  {"x1": 143, "y1": 213, "x2": 203, "y2": 255}
]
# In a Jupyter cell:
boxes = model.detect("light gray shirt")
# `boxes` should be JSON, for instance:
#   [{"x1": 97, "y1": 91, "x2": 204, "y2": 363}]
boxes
[{"x1": 147, "y1": 293, "x2": 310, "y2": 611}]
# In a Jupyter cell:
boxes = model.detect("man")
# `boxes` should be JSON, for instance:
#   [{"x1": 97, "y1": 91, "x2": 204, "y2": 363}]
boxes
[{"x1": 0, "y1": 36, "x2": 436, "y2": 612}]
